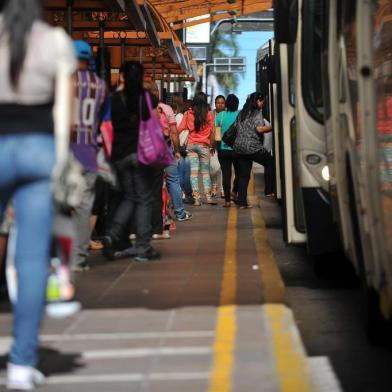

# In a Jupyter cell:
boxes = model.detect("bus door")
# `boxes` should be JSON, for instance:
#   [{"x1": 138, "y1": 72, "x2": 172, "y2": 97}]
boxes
[
  {"x1": 275, "y1": 42, "x2": 306, "y2": 244},
  {"x1": 295, "y1": 0, "x2": 341, "y2": 254}
]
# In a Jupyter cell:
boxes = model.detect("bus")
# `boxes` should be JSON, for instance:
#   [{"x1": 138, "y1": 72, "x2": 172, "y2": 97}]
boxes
[
  {"x1": 257, "y1": 1, "x2": 341, "y2": 255},
  {"x1": 270, "y1": 0, "x2": 392, "y2": 342}
]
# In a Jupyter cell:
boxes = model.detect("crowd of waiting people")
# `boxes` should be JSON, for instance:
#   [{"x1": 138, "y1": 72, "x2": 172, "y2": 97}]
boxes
[{"x1": 0, "y1": 0, "x2": 274, "y2": 389}]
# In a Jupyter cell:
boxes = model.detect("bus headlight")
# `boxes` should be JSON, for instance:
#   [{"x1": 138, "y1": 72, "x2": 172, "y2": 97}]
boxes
[{"x1": 322, "y1": 165, "x2": 330, "y2": 181}]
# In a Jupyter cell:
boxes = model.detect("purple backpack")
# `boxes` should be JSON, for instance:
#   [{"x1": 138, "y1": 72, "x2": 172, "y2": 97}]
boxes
[{"x1": 138, "y1": 92, "x2": 174, "y2": 168}]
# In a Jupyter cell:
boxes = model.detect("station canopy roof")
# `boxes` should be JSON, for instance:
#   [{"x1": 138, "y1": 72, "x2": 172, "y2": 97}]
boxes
[
  {"x1": 151, "y1": 0, "x2": 272, "y2": 30},
  {"x1": 43, "y1": 0, "x2": 272, "y2": 81}
]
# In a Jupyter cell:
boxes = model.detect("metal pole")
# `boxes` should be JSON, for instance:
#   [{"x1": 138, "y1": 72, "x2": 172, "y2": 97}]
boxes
[
  {"x1": 99, "y1": 21, "x2": 106, "y2": 80},
  {"x1": 161, "y1": 67, "x2": 165, "y2": 100},
  {"x1": 202, "y1": 62, "x2": 207, "y2": 93},
  {"x1": 66, "y1": 0, "x2": 73, "y2": 36}
]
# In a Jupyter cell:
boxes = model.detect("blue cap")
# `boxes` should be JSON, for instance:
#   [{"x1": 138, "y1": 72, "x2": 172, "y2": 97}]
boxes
[{"x1": 74, "y1": 40, "x2": 92, "y2": 60}]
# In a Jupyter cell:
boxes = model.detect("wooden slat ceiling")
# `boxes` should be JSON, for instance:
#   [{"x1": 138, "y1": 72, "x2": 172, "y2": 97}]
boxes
[
  {"x1": 43, "y1": 0, "x2": 272, "y2": 80},
  {"x1": 43, "y1": 0, "x2": 196, "y2": 79},
  {"x1": 150, "y1": 0, "x2": 273, "y2": 30}
]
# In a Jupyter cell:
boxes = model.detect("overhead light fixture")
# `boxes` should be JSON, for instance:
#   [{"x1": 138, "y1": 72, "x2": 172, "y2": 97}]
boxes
[{"x1": 227, "y1": 0, "x2": 237, "y2": 3}]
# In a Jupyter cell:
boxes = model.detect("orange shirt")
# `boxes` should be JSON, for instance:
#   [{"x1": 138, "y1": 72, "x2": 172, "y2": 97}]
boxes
[{"x1": 178, "y1": 109, "x2": 214, "y2": 147}]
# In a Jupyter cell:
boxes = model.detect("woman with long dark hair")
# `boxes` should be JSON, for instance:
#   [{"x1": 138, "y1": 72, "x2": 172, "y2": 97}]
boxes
[
  {"x1": 178, "y1": 92, "x2": 216, "y2": 206},
  {"x1": 233, "y1": 92, "x2": 274, "y2": 207},
  {"x1": 216, "y1": 94, "x2": 241, "y2": 207},
  {"x1": 103, "y1": 61, "x2": 161, "y2": 262},
  {"x1": 0, "y1": 0, "x2": 76, "y2": 388}
]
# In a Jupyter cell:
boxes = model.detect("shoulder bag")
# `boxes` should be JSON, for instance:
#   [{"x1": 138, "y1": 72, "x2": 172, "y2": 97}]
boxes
[
  {"x1": 222, "y1": 116, "x2": 239, "y2": 148},
  {"x1": 137, "y1": 92, "x2": 174, "y2": 168}
]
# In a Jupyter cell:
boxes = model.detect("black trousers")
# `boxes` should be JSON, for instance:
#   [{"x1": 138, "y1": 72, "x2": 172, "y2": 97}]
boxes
[
  {"x1": 217, "y1": 149, "x2": 240, "y2": 202},
  {"x1": 236, "y1": 149, "x2": 275, "y2": 206},
  {"x1": 108, "y1": 161, "x2": 157, "y2": 253}
]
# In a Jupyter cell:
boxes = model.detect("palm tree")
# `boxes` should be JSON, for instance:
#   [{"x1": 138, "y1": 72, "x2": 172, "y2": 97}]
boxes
[{"x1": 210, "y1": 28, "x2": 240, "y2": 95}]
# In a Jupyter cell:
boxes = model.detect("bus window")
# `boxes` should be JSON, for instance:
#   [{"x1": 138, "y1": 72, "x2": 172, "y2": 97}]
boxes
[
  {"x1": 302, "y1": 0, "x2": 324, "y2": 122},
  {"x1": 288, "y1": 45, "x2": 295, "y2": 106},
  {"x1": 373, "y1": 1, "x2": 392, "y2": 258},
  {"x1": 338, "y1": 49, "x2": 347, "y2": 104}
]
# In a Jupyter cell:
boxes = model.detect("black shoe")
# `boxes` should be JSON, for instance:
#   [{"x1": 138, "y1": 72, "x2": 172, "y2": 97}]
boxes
[
  {"x1": 114, "y1": 246, "x2": 137, "y2": 259},
  {"x1": 134, "y1": 248, "x2": 161, "y2": 262},
  {"x1": 101, "y1": 235, "x2": 113, "y2": 248},
  {"x1": 177, "y1": 211, "x2": 193, "y2": 221},
  {"x1": 103, "y1": 246, "x2": 136, "y2": 261},
  {"x1": 183, "y1": 196, "x2": 195, "y2": 205}
]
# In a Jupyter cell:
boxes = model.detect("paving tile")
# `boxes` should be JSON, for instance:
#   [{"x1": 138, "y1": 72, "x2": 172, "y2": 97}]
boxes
[
  {"x1": 37, "y1": 382, "x2": 142, "y2": 392},
  {"x1": 145, "y1": 379, "x2": 209, "y2": 392},
  {"x1": 149, "y1": 354, "x2": 212, "y2": 373}
]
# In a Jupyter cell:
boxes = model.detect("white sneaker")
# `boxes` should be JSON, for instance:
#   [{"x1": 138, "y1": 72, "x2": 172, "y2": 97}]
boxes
[
  {"x1": 46, "y1": 300, "x2": 81, "y2": 319},
  {"x1": 7, "y1": 363, "x2": 45, "y2": 390}
]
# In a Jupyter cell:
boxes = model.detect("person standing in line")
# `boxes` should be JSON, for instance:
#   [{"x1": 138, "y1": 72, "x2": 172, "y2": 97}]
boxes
[
  {"x1": 70, "y1": 40, "x2": 107, "y2": 271},
  {"x1": 214, "y1": 95, "x2": 226, "y2": 115},
  {"x1": 233, "y1": 92, "x2": 274, "y2": 208},
  {"x1": 172, "y1": 96, "x2": 193, "y2": 204},
  {"x1": 211, "y1": 95, "x2": 226, "y2": 198},
  {"x1": 149, "y1": 83, "x2": 193, "y2": 222},
  {"x1": 104, "y1": 62, "x2": 161, "y2": 262},
  {"x1": 0, "y1": 0, "x2": 76, "y2": 388},
  {"x1": 216, "y1": 94, "x2": 241, "y2": 207},
  {"x1": 178, "y1": 92, "x2": 217, "y2": 206}
]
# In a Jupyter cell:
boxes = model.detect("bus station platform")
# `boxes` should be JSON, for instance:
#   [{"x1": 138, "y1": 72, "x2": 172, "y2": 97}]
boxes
[{"x1": 0, "y1": 171, "x2": 341, "y2": 392}]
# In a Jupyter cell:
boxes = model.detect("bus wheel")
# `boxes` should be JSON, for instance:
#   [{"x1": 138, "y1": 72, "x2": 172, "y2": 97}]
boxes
[
  {"x1": 347, "y1": 162, "x2": 388, "y2": 345},
  {"x1": 364, "y1": 287, "x2": 389, "y2": 345}
]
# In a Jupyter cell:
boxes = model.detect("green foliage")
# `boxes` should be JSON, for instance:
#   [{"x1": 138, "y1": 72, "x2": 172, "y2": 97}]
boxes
[{"x1": 210, "y1": 29, "x2": 240, "y2": 95}]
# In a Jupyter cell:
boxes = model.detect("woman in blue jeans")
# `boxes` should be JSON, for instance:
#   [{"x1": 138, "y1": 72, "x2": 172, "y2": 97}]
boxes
[{"x1": 0, "y1": 0, "x2": 76, "y2": 389}]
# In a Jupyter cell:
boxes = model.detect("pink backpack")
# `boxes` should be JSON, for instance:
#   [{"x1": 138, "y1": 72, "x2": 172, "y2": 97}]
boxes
[{"x1": 138, "y1": 92, "x2": 174, "y2": 168}]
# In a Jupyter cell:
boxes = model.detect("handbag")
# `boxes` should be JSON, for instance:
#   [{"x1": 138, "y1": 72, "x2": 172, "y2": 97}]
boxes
[
  {"x1": 179, "y1": 129, "x2": 189, "y2": 148},
  {"x1": 52, "y1": 154, "x2": 86, "y2": 209},
  {"x1": 137, "y1": 92, "x2": 174, "y2": 168},
  {"x1": 222, "y1": 116, "x2": 239, "y2": 148},
  {"x1": 215, "y1": 112, "x2": 225, "y2": 142},
  {"x1": 97, "y1": 116, "x2": 118, "y2": 187}
]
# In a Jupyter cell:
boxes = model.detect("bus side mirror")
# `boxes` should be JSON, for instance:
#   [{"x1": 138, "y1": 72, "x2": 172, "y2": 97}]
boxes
[{"x1": 273, "y1": 0, "x2": 298, "y2": 44}]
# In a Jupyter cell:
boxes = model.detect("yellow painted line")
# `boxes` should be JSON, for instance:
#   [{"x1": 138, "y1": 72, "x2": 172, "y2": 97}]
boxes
[
  {"x1": 208, "y1": 207, "x2": 237, "y2": 392},
  {"x1": 250, "y1": 200, "x2": 286, "y2": 303},
  {"x1": 264, "y1": 304, "x2": 314, "y2": 392},
  {"x1": 249, "y1": 171, "x2": 315, "y2": 391}
]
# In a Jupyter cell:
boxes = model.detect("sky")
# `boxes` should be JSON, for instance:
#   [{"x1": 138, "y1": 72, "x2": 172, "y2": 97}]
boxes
[
  {"x1": 217, "y1": 30, "x2": 274, "y2": 108},
  {"x1": 235, "y1": 31, "x2": 274, "y2": 106}
]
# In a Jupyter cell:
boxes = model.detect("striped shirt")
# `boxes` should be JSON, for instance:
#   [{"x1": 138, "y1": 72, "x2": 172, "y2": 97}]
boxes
[{"x1": 71, "y1": 70, "x2": 106, "y2": 171}]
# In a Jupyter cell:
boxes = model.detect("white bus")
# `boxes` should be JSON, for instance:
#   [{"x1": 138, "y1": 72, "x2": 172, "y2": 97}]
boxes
[
  {"x1": 272, "y1": 0, "x2": 392, "y2": 342},
  {"x1": 257, "y1": 0, "x2": 341, "y2": 255}
]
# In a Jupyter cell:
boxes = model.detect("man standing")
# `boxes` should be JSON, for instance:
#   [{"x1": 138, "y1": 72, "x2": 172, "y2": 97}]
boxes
[{"x1": 71, "y1": 40, "x2": 106, "y2": 271}]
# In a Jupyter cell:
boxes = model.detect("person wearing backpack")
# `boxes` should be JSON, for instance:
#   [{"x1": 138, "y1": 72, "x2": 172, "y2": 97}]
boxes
[{"x1": 103, "y1": 62, "x2": 160, "y2": 262}]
